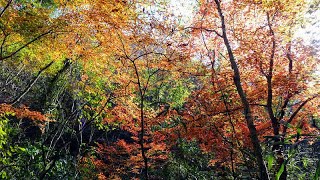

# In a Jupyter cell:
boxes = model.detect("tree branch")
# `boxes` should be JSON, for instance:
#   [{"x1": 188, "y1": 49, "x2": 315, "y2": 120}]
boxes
[
  {"x1": 10, "y1": 61, "x2": 54, "y2": 105},
  {"x1": 184, "y1": 26, "x2": 223, "y2": 38},
  {"x1": 266, "y1": 12, "x2": 279, "y2": 137},
  {"x1": 0, "y1": 30, "x2": 52, "y2": 61},
  {"x1": 214, "y1": 0, "x2": 269, "y2": 179},
  {"x1": 282, "y1": 95, "x2": 319, "y2": 135},
  {"x1": 0, "y1": 0, "x2": 12, "y2": 18}
]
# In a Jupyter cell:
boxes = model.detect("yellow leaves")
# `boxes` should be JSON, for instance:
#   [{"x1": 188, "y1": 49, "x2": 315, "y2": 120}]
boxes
[{"x1": 244, "y1": 0, "x2": 306, "y2": 13}]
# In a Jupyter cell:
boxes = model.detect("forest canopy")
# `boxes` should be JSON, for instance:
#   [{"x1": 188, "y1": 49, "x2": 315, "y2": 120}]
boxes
[{"x1": 0, "y1": 0, "x2": 319, "y2": 179}]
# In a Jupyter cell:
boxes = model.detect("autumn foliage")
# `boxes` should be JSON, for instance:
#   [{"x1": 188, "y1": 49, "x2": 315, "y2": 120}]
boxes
[{"x1": 0, "y1": 0, "x2": 319, "y2": 179}]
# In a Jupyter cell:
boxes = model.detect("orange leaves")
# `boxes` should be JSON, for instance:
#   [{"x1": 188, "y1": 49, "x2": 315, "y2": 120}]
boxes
[
  {"x1": 149, "y1": 142, "x2": 166, "y2": 152},
  {"x1": 93, "y1": 130, "x2": 168, "y2": 178},
  {"x1": 209, "y1": 159, "x2": 219, "y2": 166},
  {"x1": 0, "y1": 103, "x2": 49, "y2": 122},
  {"x1": 97, "y1": 173, "x2": 107, "y2": 180},
  {"x1": 0, "y1": 104, "x2": 15, "y2": 116},
  {"x1": 94, "y1": 140, "x2": 137, "y2": 177},
  {"x1": 116, "y1": 139, "x2": 133, "y2": 153},
  {"x1": 15, "y1": 107, "x2": 47, "y2": 122},
  {"x1": 0, "y1": 104, "x2": 53, "y2": 134}
]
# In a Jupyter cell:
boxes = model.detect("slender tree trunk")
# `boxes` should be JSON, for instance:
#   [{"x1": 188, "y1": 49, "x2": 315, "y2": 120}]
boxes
[
  {"x1": 132, "y1": 61, "x2": 148, "y2": 180},
  {"x1": 140, "y1": 95, "x2": 148, "y2": 180},
  {"x1": 118, "y1": 34, "x2": 149, "y2": 179},
  {"x1": 213, "y1": 1, "x2": 269, "y2": 179},
  {"x1": 265, "y1": 12, "x2": 287, "y2": 180}
]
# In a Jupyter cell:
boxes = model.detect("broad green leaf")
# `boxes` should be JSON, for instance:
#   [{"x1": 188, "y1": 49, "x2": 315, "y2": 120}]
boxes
[
  {"x1": 276, "y1": 163, "x2": 285, "y2": 180},
  {"x1": 267, "y1": 154, "x2": 274, "y2": 171}
]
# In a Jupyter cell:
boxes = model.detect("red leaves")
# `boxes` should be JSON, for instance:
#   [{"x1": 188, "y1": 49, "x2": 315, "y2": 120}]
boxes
[{"x1": 0, "y1": 103, "x2": 49, "y2": 122}]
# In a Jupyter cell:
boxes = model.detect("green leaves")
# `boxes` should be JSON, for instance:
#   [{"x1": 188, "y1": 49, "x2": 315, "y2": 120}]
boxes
[
  {"x1": 276, "y1": 163, "x2": 285, "y2": 180},
  {"x1": 266, "y1": 154, "x2": 275, "y2": 171},
  {"x1": 314, "y1": 162, "x2": 320, "y2": 180},
  {"x1": 0, "y1": 117, "x2": 9, "y2": 150},
  {"x1": 161, "y1": 139, "x2": 215, "y2": 179}
]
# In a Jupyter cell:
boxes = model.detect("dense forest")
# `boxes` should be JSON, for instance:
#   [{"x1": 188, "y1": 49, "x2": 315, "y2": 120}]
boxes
[{"x1": 0, "y1": 0, "x2": 319, "y2": 179}]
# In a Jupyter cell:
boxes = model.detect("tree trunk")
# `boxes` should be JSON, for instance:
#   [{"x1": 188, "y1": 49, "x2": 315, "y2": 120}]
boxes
[{"x1": 214, "y1": 1, "x2": 269, "y2": 179}]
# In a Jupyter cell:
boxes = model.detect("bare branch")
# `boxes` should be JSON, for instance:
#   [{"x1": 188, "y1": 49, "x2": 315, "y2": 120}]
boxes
[
  {"x1": 184, "y1": 26, "x2": 223, "y2": 38},
  {"x1": 10, "y1": 61, "x2": 54, "y2": 105}
]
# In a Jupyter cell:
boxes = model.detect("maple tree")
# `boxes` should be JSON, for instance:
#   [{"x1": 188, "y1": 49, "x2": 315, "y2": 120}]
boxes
[{"x1": 180, "y1": 0, "x2": 320, "y2": 179}]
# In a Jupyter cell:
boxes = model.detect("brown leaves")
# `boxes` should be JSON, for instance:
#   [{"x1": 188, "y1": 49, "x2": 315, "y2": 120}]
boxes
[{"x1": 0, "y1": 103, "x2": 48, "y2": 122}]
